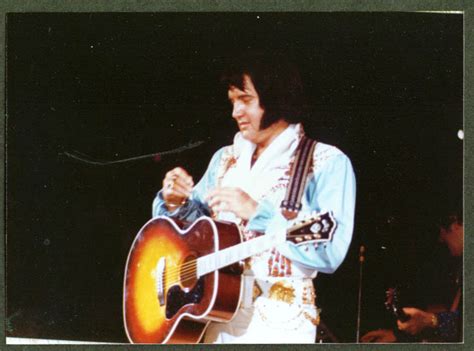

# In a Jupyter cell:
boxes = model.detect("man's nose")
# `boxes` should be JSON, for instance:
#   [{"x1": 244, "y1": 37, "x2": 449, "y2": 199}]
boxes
[{"x1": 232, "y1": 102, "x2": 244, "y2": 119}]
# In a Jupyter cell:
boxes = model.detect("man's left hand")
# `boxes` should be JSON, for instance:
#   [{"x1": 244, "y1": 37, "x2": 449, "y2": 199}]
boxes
[{"x1": 206, "y1": 187, "x2": 257, "y2": 220}]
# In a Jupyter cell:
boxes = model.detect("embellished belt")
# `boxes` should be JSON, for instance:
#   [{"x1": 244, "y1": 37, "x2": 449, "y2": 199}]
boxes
[{"x1": 241, "y1": 275, "x2": 316, "y2": 308}]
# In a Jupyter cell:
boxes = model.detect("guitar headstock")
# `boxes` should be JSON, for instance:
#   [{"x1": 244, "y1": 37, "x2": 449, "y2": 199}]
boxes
[
  {"x1": 385, "y1": 287, "x2": 409, "y2": 322},
  {"x1": 286, "y1": 211, "x2": 337, "y2": 246},
  {"x1": 385, "y1": 287, "x2": 398, "y2": 314}
]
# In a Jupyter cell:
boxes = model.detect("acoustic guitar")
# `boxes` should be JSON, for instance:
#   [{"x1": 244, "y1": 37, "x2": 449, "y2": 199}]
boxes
[
  {"x1": 385, "y1": 286, "x2": 452, "y2": 342},
  {"x1": 123, "y1": 212, "x2": 336, "y2": 344}
]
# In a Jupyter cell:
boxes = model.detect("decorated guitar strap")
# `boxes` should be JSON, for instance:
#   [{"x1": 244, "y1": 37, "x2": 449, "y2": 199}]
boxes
[{"x1": 280, "y1": 136, "x2": 317, "y2": 220}]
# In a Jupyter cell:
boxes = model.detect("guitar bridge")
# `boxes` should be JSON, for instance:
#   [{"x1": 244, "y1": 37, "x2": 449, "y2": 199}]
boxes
[{"x1": 154, "y1": 257, "x2": 166, "y2": 306}]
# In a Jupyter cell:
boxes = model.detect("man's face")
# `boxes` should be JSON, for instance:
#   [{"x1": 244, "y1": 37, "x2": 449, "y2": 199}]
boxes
[
  {"x1": 228, "y1": 75, "x2": 265, "y2": 143},
  {"x1": 439, "y1": 222, "x2": 464, "y2": 257}
]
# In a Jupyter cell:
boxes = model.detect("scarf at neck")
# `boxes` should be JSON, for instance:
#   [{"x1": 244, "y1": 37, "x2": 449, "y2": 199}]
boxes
[{"x1": 217, "y1": 123, "x2": 304, "y2": 222}]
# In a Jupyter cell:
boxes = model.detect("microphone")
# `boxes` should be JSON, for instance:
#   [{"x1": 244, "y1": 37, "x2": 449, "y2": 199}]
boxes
[{"x1": 61, "y1": 140, "x2": 205, "y2": 166}]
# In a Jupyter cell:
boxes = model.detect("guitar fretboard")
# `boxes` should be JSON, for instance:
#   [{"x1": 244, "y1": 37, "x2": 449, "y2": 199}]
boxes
[{"x1": 196, "y1": 234, "x2": 282, "y2": 277}]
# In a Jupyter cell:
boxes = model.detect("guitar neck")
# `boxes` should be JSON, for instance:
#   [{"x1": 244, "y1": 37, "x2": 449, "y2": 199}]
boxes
[
  {"x1": 195, "y1": 211, "x2": 334, "y2": 277},
  {"x1": 196, "y1": 234, "x2": 280, "y2": 277}
]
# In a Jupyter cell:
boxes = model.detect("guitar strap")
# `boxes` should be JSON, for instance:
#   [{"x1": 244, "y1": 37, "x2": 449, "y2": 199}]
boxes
[{"x1": 280, "y1": 136, "x2": 317, "y2": 220}]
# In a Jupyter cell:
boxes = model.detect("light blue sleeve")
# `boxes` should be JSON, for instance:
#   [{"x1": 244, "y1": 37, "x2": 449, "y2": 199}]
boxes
[
  {"x1": 151, "y1": 147, "x2": 226, "y2": 222},
  {"x1": 247, "y1": 153, "x2": 356, "y2": 274}
]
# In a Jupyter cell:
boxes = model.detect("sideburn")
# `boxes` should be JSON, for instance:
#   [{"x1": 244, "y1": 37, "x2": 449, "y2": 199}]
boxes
[{"x1": 259, "y1": 109, "x2": 283, "y2": 130}]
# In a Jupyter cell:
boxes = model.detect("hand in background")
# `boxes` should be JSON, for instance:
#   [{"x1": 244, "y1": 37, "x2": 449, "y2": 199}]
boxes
[
  {"x1": 360, "y1": 329, "x2": 397, "y2": 343},
  {"x1": 397, "y1": 307, "x2": 435, "y2": 335}
]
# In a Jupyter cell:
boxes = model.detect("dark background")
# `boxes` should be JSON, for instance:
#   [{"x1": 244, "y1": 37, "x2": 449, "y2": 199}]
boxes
[{"x1": 6, "y1": 13, "x2": 462, "y2": 342}]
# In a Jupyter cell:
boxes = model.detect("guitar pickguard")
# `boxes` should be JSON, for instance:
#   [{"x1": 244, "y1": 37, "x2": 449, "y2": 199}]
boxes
[{"x1": 166, "y1": 277, "x2": 206, "y2": 319}]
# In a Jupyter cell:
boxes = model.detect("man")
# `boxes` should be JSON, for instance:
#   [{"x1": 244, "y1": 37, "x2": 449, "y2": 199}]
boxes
[
  {"x1": 361, "y1": 211, "x2": 463, "y2": 343},
  {"x1": 153, "y1": 53, "x2": 356, "y2": 343}
]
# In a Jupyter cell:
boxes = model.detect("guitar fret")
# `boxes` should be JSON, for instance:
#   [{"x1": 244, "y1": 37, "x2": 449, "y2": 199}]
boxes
[
  {"x1": 197, "y1": 235, "x2": 276, "y2": 277},
  {"x1": 196, "y1": 211, "x2": 334, "y2": 277}
]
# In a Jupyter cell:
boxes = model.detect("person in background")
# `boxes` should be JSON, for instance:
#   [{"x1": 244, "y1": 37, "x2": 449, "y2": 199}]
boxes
[{"x1": 361, "y1": 209, "x2": 463, "y2": 343}]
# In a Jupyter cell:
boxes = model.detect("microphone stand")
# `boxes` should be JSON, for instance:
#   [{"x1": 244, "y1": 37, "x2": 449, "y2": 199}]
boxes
[{"x1": 356, "y1": 245, "x2": 365, "y2": 343}]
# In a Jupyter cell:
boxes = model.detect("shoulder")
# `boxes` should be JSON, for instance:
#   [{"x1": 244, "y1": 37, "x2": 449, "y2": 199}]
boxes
[
  {"x1": 212, "y1": 145, "x2": 234, "y2": 162},
  {"x1": 208, "y1": 145, "x2": 236, "y2": 169},
  {"x1": 312, "y1": 141, "x2": 351, "y2": 173}
]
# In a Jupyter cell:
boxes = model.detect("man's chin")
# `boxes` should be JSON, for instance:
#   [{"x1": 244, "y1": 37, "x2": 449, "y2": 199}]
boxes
[{"x1": 240, "y1": 130, "x2": 257, "y2": 142}]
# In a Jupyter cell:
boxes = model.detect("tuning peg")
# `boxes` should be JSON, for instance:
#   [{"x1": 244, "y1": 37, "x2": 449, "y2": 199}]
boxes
[
  {"x1": 295, "y1": 237, "x2": 303, "y2": 242},
  {"x1": 313, "y1": 234, "x2": 321, "y2": 239},
  {"x1": 310, "y1": 223, "x2": 322, "y2": 233},
  {"x1": 304, "y1": 235, "x2": 312, "y2": 240}
]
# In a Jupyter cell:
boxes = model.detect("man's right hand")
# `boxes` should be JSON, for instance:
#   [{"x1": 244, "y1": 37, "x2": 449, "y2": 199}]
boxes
[
  {"x1": 397, "y1": 307, "x2": 435, "y2": 335},
  {"x1": 162, "y1": 167, "x2": 194, "y2": 209}
]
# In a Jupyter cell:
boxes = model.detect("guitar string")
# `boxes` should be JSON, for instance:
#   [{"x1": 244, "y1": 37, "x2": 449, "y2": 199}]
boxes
[
  {"x1": 159, "y1": 241, "x2": 253, "y2": 285},
  {"x1": 161, "y1": 243, "x2": 271, "y2": 286},
  {"x1": 161, "y1": 258, "x2": 197, "y2": 277},
  {"x1": 164, "y1": 266, "x2": 197, "y2": 286},
  {"x1": 155, "y1": 217, "x2": 328, "y2": 286},
  {"x1": 156, "y1": 242, "x2": 240, "y2": 284},
  {"x1": 164, "y1": 259, "x2": 226, "y2": 285},
  {"x1": 160, "y1": 254, "x2": 228, "y2": 287},
  {"x1": 163, "y1": 270, "x2": 201, "y2": 290},
  {"x1": 162, "y1": 256, "x2": 224, "y2": 286},
  {"x1": 158, "y1": 237, "x2": 324, "y2": 286},
  {"x1": 161, "y1": 233, "x2": 323, "y2": 281},
  {"x1": 159, "y1": 260, "x2": 199, "y2": 287},
  {"x1": 159, "y1": 230, "x2": 276, "y2": 282}
]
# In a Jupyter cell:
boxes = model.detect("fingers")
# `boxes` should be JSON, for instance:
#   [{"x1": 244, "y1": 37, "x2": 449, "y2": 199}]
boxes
[
  {"x1": 206, "y1": 187, "x2": 243, "y2": 202},
  {"x1": 168, "y1": 176, "x2": 192, "y2": 196},
  {"x1": 167, "y1": 182, "x2": 191, "y2": 199},
  {"x1": 162, "y1": 167, "x2": 194, "y2": 203},
  {"x1": 360, "y1": 331, "x2": 377, "y2": 342},
  {"x1": 361, "y1": 330, "x2": 396, "y2": 343},
  {"x1": 401, "y1": 307, "x2": 416, "y2": 316},
  {"x1": 206, "y1": 187, "x2": 234, "y2": 208},
  {"x1": 164, "y1": 168, "x2": 193, "y2": 191},
  {"x1": 207, "y1": 193, "x2": 229, "y2": 213},
  {"x1": 206, "y1": 187, "x2": 257, "y2": 220},
  {"x1": 360, "y1": 330, "x2": 388, "y2": 343},
  {"x1": 397, "y1": 320, "x2": 405, "y2": 330},
  {"x1": 397, "y1": 319, "x2": 414, "y2": 335},
  {"x1": 206, "y1": 187, "x2": 242, "y2": 212}
]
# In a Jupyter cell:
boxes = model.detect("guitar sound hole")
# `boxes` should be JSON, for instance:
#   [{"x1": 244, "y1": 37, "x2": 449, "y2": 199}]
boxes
[{"x1": 180, "y1": 255, "x2": 198, "y2": 290}]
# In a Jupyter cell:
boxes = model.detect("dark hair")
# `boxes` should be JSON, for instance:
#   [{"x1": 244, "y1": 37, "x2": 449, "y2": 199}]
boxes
[{"x1": 221, "y1": 51, "x2": 306, "y2": 129}]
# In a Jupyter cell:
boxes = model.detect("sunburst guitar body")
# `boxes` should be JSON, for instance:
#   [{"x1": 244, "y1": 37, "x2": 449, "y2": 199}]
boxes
[
  {"x1": 123, "y1": 212, "x2": 336, "y2": 344},
  {"x1": 123, "y1": 217, "x2": 243, "y2": 344}
]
